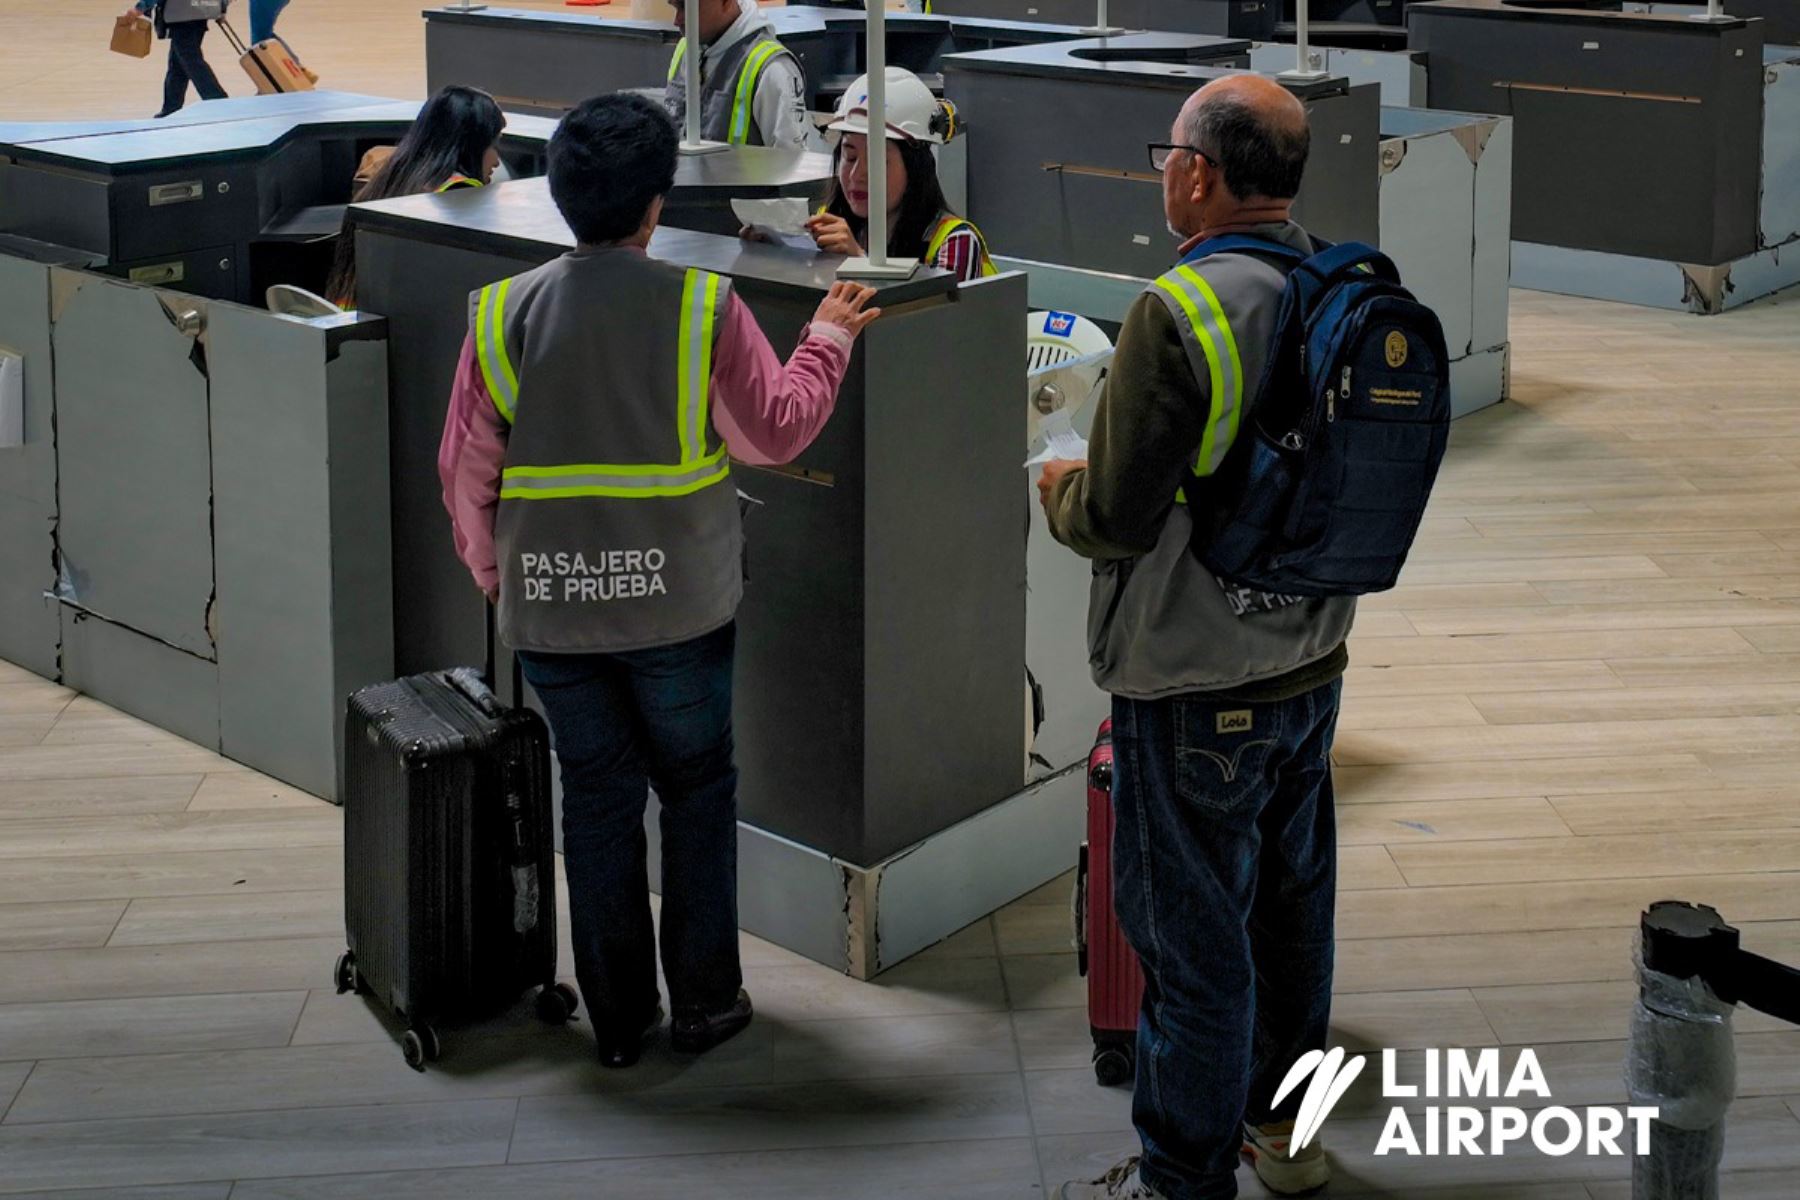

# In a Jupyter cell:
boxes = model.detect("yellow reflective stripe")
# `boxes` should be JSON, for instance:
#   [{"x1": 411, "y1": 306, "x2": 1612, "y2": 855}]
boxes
[
  {"x1": 696, "y1": 271, "x2": 720, "y2": 455},
  {"x1": 500, "y1": 459, "x2": 731, "y2": 501},
  {"x1": 1151, "y1": 275, "x2": 1225, "y2": 475},
  {"x1": 504, "y1": 446, "x2": 728, "y2": 480},
  {"x1": 475, "y1": 282, "x2": 517, "y2": 424},
  {"x1": 1176, "y1": 265, "x2": 1244, "y2": 467},
  {"x1": 730, "y1": 41, "x2": 785, "y2": 144},
  {"x1": 924, "y1": 217, "x2": 999, "y2": 277},
  {"x1": 668, "y1": 39, "x2": 686, "y2": 82},
  {"x1": 677, "y1": 271, "x2": 698, "y2": 462}
]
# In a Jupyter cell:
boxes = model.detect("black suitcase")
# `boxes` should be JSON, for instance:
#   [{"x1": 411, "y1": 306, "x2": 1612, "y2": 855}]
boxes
[{"x1": 338, "y1": 644, "x2": 577, "y2": 1071}]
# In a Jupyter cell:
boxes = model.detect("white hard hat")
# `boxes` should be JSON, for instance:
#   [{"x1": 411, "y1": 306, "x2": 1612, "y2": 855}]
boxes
[{"x1": 828, "y1": 67, "x2": 948, "y2": 145}]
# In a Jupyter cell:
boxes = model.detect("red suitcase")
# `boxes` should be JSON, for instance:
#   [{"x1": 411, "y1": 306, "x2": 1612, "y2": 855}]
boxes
[{"x1": 1074, "y1": 718, "x2": 1147, "y2": 1085}]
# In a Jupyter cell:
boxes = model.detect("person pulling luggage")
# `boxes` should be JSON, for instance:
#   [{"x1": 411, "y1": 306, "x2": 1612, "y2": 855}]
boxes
[
  {"x1": 439, "y1": 93, "x2": 880, "y2": 1068},
  {"x1": 130, "y1": 0, "x2": 229, "y2": 118}
]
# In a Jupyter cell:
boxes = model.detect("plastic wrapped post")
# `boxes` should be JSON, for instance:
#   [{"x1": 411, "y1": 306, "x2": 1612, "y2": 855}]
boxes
[{"x1": 1627, "y1": 909, "x2": 1739, "y2": 1200}]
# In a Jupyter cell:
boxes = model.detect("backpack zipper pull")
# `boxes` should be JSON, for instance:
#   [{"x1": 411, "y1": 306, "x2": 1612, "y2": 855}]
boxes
[{"x1": 1333, "y1": 366, "x2": 1350, "y2": 421}]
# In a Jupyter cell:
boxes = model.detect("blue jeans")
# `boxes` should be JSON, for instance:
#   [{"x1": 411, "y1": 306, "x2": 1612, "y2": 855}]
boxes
[
  {"x1": 518, "y1": 623, "x2": 743, "y2": 1033},
  {"x1": 1111, "y1": 679, "x2": 1342, "y2": 1200},
  {"x1": 249, "y1": 0, "x2": 291, "y2": 45}
]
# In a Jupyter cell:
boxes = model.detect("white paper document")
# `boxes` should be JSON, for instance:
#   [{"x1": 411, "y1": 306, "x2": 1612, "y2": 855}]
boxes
[
  {"x1": 731, "y1": 197, "x2": 817, "y2": 252},
  {"x1": 1025, "y1": 407, "x2": 1089, "y2": 468}
]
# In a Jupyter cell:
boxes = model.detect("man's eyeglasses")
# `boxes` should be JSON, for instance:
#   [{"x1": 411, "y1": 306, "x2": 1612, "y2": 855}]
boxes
[{"x1": 1147, "y1": 143, "x2": 1218, "y2": 172}]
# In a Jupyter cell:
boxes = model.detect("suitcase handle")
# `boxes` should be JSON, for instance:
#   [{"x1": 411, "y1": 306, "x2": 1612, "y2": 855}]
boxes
[
  {"x1": 481, "y1": 601, "x2": 525, "y2": 710},
  {"x1": 214, "y1": 16, "x2": 247, "y2": 55},
  {"x1": 1073, "y1": 841, "x2": 1089, "y2": 977}
]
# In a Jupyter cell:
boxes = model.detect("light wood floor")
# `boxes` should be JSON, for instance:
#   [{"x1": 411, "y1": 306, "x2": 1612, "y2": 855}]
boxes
[{"x1": 7, "y1": 2, "x2": 1800, "y2": 1197}]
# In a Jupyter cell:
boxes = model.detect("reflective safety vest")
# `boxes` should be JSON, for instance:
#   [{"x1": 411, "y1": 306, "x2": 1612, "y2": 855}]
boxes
[
  {"x1": 471, "y1": 249, "x2": 743, "y2": 653},
  {"x1": 923, "y1": 214, "x2": 998, "y2": 278},
  {"x1": 435, "y1": 174, "x2": 482, "y2": 193},
  {"x1": 1152, "y1": 260, "x2": 1249, "y2": 489},
  {"x1": 665, "y1": 31, "x2": 794, "y2": 146}
]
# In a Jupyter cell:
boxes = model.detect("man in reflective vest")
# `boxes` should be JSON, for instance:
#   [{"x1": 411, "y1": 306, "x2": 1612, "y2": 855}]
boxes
[
  {"x1": 1041, "y1": 76, "x2": 1355, "y2": 1200},
  {"x1": 665, "y1": 0, "x2": 814, "y2": 150},
  {"x1": 440, "y1": 94, "x2": 879, "y2": 1068}
]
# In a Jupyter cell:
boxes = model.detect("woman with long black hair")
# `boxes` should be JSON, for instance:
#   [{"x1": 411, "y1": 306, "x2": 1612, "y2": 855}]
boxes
[
  {"x1": 326, "y1": 85, "x2": 507, "y2": 307},
  {"x1": 806, "y1": 68, "x2": 996, "y2": 282}
]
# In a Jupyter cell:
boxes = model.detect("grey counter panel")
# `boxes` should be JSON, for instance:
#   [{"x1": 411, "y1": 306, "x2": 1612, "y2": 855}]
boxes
[
  {"x1": 0, "y1": 255, "x2": 62, "y2": 679},
  {"x1": 353, "y1": 185, "x2": 1023, "y2": 865},
  {"x1": 50, "y1": 272, "x2": 216, "y2": 661},
  {"x1": 928, "y1": 0, "x2": 1279, "y2": 37},
  {"x1": 946, "y1": 42, "x2": 1379, "y2": 277},
  {"x1": 61, "y1": 614, "x2": 221, "y2": 753},
  {"x1": 1410, "y1": 1, "x2": 1764, "y2": 264},
  {"x1": 210, "y1": 310, "x2": 394, "y2": 801}
]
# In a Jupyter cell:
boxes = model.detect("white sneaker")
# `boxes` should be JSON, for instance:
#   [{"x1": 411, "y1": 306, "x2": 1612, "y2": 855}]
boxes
[
  {"x1": 1057, "y1": 1155, "x2": 1167, "y2": 1199},
  {"x1": 1242, "y1": 1121, "x2": 1331, "y2": 1195}
]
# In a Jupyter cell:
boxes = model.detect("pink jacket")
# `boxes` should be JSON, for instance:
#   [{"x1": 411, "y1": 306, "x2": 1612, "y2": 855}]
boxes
[{"x1": 439, "y1": 284, "x2": 853, "y2": 596}]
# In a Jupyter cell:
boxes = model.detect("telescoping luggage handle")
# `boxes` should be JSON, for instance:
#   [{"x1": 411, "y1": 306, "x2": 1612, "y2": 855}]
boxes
[{"x1": 214, "y1": 15, "x2": 249, "y2": 56}]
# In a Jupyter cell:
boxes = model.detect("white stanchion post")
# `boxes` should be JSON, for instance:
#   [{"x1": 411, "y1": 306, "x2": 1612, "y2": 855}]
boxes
[
  {"x1": 1688, "y1": 0, "x2": 1729, "y2": 21},
  {"x1": 1081, "y1": 0, "x2": 1125, "y2": 36},
  {"x1": 1280, "y1": 0, "x2": 1326, "y2": 78},
  {"x1": 840, "y1": 0, "x2": 917, "y2": 279},
  {"x1": 679, "y1": 0, "x2": 726, "y2": 154}
]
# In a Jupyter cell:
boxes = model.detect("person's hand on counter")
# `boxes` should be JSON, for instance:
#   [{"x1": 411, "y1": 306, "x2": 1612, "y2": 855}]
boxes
[
  {"x1": 1037, "y1": 458, "x2": 1088, "y2": 509},
  {"x1": 805, "y1": 213, "x2": 861, "y2": 257},
  {"x1": 738, "y1": 226, "x2": 770, "y2": 243},
  {"x1": 810, "y1": 282, "x2": 882, "y2": 340}
]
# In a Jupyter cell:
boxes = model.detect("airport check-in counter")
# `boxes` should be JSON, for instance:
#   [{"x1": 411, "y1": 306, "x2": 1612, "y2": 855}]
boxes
[
  {"x1": 423, "y1": 4, "x2": 1100, "y2": 116},
  {"x1": 0, "y1": 243, "x2": 394, "y2": 802},
  {"x1": 927, "y1": 0, "x2": 1283, "y2": 38},
  {"x1": 349, "y1": 180, "x2": 1062, "y2": 975},
  {"x1": 0, "y1": 91, "x2": 830, "y2": 306},
  {"x1": 0, "y1": 93, "x2": 424, "y2": 304},
  {"x1": 1411, "y1": 0, "x2": 1800, "y2": 311},
  {"x1": 943, "y1": 35, "x2": 1381, "y2": 280}
]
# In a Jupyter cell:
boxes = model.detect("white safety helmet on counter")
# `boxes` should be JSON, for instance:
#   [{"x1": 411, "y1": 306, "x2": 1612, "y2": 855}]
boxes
[{"x1": 827, "y1": 67, "x2": 956, "y2": 145}]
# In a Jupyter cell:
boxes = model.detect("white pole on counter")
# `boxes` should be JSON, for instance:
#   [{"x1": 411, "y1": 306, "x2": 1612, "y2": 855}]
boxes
[
  {"x1": 1688, "y1": 0, "x2": 1729, "y2": 21},
  {"x1": 1080, "y1": 0, "x2": 1125, "y2": 36},
  {"x1": 679, "y1": 0, "x2": 726, "y2": 154},
  {"x1": 1280, "y1": 0, "x2": 1326, "y2": 78},
  {"x1": 840, "y1": 0, "x2": 917, "y2": 278}
]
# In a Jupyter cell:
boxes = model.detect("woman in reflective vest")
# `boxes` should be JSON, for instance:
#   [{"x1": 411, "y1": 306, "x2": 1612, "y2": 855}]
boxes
[
  {"x1": 325, "y1": 85, "x2": 504, "y2": 307},
  {"x1": 805, "y1": 68, "x2": 998, "y2": 282}
]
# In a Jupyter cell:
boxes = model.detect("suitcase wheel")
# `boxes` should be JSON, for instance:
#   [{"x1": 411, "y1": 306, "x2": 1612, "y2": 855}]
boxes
[
  {"x1": 333, "y1": 951, "x2": 359, "y2": 996},
  {"x1": 402, "y1": 1024, "x2": 440, "y2": 1072},
  {"x1": 535, "y1": 982, "x2": 581, "y2": 1026},
  {"x1": 1093, "y1": 1043, "x2": 1134, "y2": 1087}
]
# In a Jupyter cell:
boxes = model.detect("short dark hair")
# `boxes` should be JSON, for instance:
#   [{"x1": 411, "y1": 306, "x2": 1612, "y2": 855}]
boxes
[
  {"x1": 548, "y1": 93, "x2": 678, "y2": 244},
  {"x1": 1185, "y1": 93, "x2": 1309, "y2": 201}
]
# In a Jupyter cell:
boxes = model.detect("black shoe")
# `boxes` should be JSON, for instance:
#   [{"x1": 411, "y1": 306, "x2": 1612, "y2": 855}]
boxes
[
  {"x1": 670, "y1": 989, "x2": 754, "y2": 1055},
  {"x1": 596, "y1": 1005, "x2": 662, "y2": 1070}
]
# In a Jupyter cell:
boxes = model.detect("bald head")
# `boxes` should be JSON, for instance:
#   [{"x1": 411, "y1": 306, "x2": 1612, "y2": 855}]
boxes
[{"x1": 1176, "y1": 74, "x2": 1311, "y2": 202}]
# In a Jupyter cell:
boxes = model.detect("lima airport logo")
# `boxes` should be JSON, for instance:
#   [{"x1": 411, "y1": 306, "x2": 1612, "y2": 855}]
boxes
[{"x1": 1275, "y1": 1047, "x2": 1660, "y2": 1158}]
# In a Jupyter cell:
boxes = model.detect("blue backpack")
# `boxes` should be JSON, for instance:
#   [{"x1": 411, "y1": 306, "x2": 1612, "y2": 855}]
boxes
[{"x1": 1182, "y1": 235, "x2": 1451, "y2": 597}]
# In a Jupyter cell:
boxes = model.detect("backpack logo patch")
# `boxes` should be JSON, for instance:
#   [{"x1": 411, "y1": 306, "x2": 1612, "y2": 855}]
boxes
[{"x1": 1385, "y1": 330, "x2": 1410, "y2": 368}]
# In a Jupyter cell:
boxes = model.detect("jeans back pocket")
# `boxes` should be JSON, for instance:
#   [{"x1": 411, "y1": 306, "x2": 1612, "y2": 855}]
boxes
[{"x1": 1173, "y1": 701, "x2": 1283, "y2": 817}]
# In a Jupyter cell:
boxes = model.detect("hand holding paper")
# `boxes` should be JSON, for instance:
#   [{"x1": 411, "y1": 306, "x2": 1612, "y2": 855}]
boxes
[{"x1": 732, "y1": 198, "x2": 818, "y2": 252}]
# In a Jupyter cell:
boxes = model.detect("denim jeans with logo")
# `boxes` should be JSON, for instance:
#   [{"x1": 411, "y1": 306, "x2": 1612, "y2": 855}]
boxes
[
  {"x1": 1111, "y1": 678, "x2": 1342, "y2": 1199},
  {"x1": 518, "y1": 622, "x2": 742, "y2": 1032}
]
